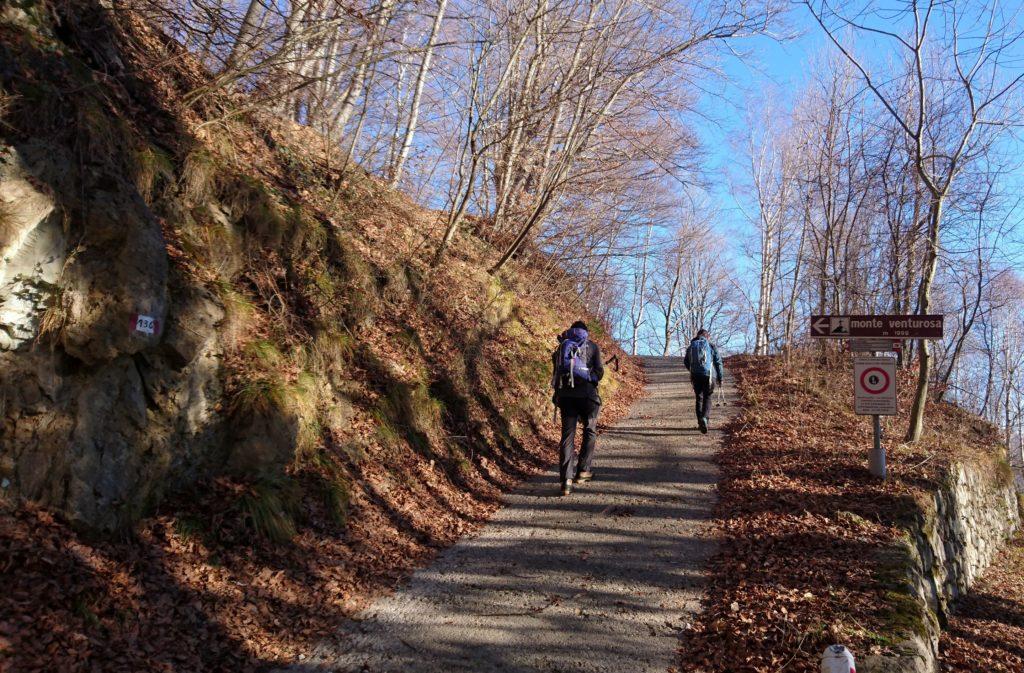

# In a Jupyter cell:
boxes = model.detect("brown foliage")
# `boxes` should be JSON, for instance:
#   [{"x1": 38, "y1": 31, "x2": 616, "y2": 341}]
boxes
[
  {"x1": 941, "y1": 534, "x2": 1024, "y2": 672},
  {"x1": 678, "y1": 354, "x2": 1010, "y2": 672},
  {"x1": 0, "y1": 3, "x2": 645, "y2": 671}
]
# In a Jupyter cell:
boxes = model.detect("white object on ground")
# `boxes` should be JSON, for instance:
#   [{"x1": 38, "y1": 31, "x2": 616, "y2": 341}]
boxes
[{"x1": 821, "y1": 644, "x2": 855, "y2": 673}]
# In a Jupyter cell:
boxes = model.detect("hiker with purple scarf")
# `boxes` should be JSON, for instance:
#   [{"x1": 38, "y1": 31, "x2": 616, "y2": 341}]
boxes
[{"x1": 551, "y1": 320, "x2": 604, "y2": 496}]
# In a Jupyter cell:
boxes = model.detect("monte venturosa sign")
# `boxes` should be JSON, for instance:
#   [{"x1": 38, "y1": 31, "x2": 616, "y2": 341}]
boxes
[{"x1": 810, "y1": 314, "x2": 944, "y2": 339}]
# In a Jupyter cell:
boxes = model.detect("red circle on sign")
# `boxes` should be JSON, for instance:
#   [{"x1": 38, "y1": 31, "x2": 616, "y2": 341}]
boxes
[{"x1": 860, "y1": 367, "x2": 890, "y2": 395}]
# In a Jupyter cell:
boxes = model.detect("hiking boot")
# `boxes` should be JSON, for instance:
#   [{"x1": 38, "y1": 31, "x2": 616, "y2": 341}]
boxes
[
  {"x1": 561, "y1": 479, "x2": 573, "y2": 496},
  {"x1": 698, "y1": 417, "x2": 707, "y2": 434},
  {"x1": 575, "y1": 471, "x2": 593, "y2": 483}
]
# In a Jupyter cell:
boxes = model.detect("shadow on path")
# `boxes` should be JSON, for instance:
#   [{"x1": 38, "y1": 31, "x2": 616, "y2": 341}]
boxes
[{"x1": 282, "y1": 357, "x2": 737, "y2": 673}]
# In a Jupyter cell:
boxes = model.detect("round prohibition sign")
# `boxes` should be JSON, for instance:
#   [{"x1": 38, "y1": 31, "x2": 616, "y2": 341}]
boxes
[{"x1": 860, "y1": 367, "x2": 891, "y2": 395}]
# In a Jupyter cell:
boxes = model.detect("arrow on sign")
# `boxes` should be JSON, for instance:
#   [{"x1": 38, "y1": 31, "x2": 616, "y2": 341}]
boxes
[{"x1": 812, "y1": 317, "x2": 829, "y2": 336}]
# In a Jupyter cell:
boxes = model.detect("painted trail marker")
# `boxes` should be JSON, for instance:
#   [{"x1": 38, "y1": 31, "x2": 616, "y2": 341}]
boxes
[
  {"x1": 810, "y1": 314, "x2": 943, "y2": 339},
  {"x1": 131, "y1": 314, "x2": 160, "y2": 336}
]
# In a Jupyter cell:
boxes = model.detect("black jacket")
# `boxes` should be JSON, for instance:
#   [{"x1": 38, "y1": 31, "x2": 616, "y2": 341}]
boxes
[{"x1": 551, "y1": 339, "x2": 604, "y2": 403}]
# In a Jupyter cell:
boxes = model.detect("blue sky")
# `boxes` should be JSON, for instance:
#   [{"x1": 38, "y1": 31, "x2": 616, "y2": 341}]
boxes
[
  {"x1": 701, "y1": 2, "x2": 1024, "y2": 243},
  {"x1": 695, "y1": 11, "x2": 824, "y2": 258},
  {"x1": 637, "y1": 15, "x2": 827, "y2": 353},
  {"x1": 674, "y1": 4, "x2": 1024, "y2": 354}
]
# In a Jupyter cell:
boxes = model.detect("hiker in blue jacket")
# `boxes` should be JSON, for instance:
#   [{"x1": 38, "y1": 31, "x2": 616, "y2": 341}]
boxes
[
  {"x1": 683, "y1": 328, "x2": 723, "y2": 434},
  {"x1": 551, "y1": 321, "x2": 604, "y2": 496}
]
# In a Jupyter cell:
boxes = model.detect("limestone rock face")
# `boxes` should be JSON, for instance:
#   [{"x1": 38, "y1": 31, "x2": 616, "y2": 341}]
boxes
[
  {"x1": 0, "y1": 142, "x2": 227, "y2": 530},
  {"x1": 0, "y1": 146, "x2": 65, "y2": 351},
  {"x1": 59, "y1": 181, "x2": 168, "y2": 364},
  {"x1": 0, "y1": 3, "x2": 322, "y2": 532}
]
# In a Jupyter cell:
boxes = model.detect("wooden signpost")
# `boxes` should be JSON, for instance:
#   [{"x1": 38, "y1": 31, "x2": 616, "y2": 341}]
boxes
[{"x1": 809, "y1": 314, "x2": 944, "y2": 479}]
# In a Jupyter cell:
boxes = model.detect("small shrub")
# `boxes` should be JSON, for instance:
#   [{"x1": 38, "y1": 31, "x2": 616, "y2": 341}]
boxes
[
  {"x1": 216, "y1": 284, "x2": 257, "y2": 346},
  {"x1": 173, "y1": 514, "x2": 207, "y2": 543},
  {"x1": 329, "y1": 232, "x2": 377, "y2": 327},
  {"x1": 288, "y1": 206, "x2": 327, "y2": 256},
  {"x1": 994, "y1": 455, "x2": 1015, "y2": 488},
  {"x1": 221, "y1": 174, "x2": 288, "y2": 247},
  {"x1": 482, "y1": 276, "x2": 515, "y2": 327},
  {"x1": 72, "y1": 593, "x2": 101, "y2": 628},
  {"x1": 372, "y1": 405, "x2": 403, "y2": 449},
  {"x1": 296, "y1": 417, "x2": 323, "y2": 458},
  {"x1": 234, "y1": 375, "x2": 289, "y2": 415},
  {"x1": 305, "y1": 331, "x2": 353, "y2": 379},
  {"x1": 371, "y1": 382, "x2": 441, "y2": 455},
  {"x1": 35, "y1": 282, "x2": 68, "y2": 344},
  {"x1": 175, "y1": 204, "x2": 243, "y2": 281},
  {"x1": 75, "y1": 95, "x2": 135, "y2": 173},
  {"x1": 345, "y1": 438, "x2": 369, "y2": 463},
  {"x1": 310, "y1": 450, "x2": 351, "y2": 526},
  {"x1": 245, "y1": 339, "x2": 284, "y2": 366},
  {"x1": 395, "y1": 327, "x2": 423, "y2": 353},
  {"x1": 320, "y1": 474, "x2": 350, "y2": 526}
]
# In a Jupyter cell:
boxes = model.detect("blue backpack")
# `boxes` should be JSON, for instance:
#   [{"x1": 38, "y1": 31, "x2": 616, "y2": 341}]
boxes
[
  {"x1": 687, "y1": 338, "x2": 714, "y2": 378},
  {"x1": 556, "y1": 328, "x2": 592, "y2": 388}
]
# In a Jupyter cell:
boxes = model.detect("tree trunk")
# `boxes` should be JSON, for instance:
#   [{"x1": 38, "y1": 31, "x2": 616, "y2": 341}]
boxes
[
  {"x1": 905, "y1": 195, "x2": 943, "y2": 442},
  {"x1": 224, "y1": 0, "x2": 268, "y2": 72},
  {"x1": 333, "y1": 0, "x2": 397, "y2": 135},
  {"x1": 390, "y1": 0, "x2": 448, "y2": 187},
  {"x1": 629, "y1": 223, "x2": 653, "y2": 355}
]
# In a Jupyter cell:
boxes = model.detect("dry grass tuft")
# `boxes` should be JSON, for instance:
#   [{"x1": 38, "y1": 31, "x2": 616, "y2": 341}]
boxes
[
  {"x1": 237, "y1": 474, "x2": 301, "y2": 543},
  {"x1": 134, "y1": 145, "x2": 175, "y2": 204}
]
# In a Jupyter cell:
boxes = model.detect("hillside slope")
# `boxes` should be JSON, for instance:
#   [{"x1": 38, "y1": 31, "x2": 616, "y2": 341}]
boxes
[
  {"x1": 679, "y1": 354, "x2": 1018, "y2": 673},
  {"x1": 0, "y1": 2, "x2": 642, "y2": 669}
]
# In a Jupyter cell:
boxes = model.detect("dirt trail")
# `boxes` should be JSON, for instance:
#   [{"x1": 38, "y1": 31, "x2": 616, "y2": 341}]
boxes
[{"x1": 288, "y1": 356, "x2": 736, "y2": 673}]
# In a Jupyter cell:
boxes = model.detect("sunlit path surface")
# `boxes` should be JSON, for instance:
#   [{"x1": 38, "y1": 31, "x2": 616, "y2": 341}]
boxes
[{"x1": 287, "y1": 357, "x2": 736, "y2": 673}]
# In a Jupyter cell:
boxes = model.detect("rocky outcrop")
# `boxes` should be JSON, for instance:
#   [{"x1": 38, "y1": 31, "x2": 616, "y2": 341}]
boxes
[
  {"x1": 0, "y1": 141, "x2": 226, "y2": 530},
  {"x1": 861, "y1": 460, "x2": 1020, "y2": 673},
  {"x1": 0, "y1": 1, "x2": 315, "y2": 530}
]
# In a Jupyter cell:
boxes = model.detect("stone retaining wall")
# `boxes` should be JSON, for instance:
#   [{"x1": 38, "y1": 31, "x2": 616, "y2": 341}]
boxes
[{"x1": 861, "y1": 460, "x2": 1020, "y2": 673}]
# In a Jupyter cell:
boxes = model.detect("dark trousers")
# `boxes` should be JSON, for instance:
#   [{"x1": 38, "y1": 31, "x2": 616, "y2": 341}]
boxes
[
  {"x1": 691, "y1": 374, "x2": 713, "y2": 422},
  {"x1": 558, "y1": 397, "x2": 600, "y2": 483}
]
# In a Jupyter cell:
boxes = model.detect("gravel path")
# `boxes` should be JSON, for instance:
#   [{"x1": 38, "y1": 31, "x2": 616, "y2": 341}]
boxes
[{"x1": 289, "y1": 356, "x2": 736, "y2": 673}]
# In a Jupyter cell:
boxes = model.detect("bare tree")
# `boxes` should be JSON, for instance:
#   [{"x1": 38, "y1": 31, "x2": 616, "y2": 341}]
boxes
[
  {"x1": 805, "y1": 0, "x2": 1024, "y2": 441},
  {"x1": 389, "y1": 0, "x2": 448, "y2": 187}
]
